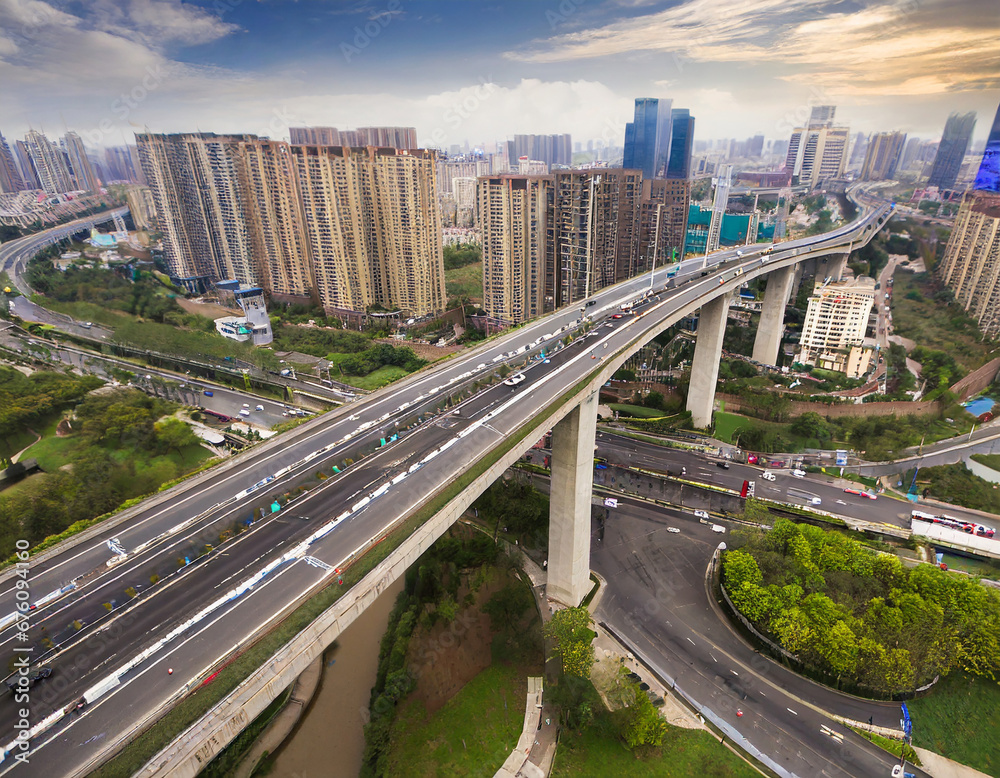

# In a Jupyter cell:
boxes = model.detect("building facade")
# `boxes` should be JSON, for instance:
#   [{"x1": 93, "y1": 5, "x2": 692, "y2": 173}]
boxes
[
  {"x1": 860, "y1": 131, "x2": 906, "y2": 181},
  {"x1": 509, "y1": 134, "x2": 572, "y2": 168},
  {"x1": 62, "y1": 132, "x2": 100, "y2": 191},
  {"x1": 785, "y1": 126, "x2": 850, "y2": 188},
  {"x1": 24, "y1": 130, "x2": 73, "y2": 194},
  {"x1": 798, "y1": 277, "x2": 876, "y2": 368},
  {"x1": 623, "y1": 98, "x2": 672, "y2": 179},
  {"x1": 0, "y1": 133, "x2": 24, "y2": 193},
  {"x1": 289, "y1": 126, "x2": 417, "y2": 149},
  {"x1": 478, "y1": 175, "x2": 552, "y2": 324},
  {"x1": 928, "y1": 112, "x2": 977, "y2": 190},
  {"x1": 938, "y1": 190, "x2": 1000, "y2": 337}
]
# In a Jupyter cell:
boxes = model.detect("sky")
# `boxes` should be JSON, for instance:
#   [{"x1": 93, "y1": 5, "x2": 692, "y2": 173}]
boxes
[{"x1": 1, "y1": 0, "x2": 999, "y2": 151}]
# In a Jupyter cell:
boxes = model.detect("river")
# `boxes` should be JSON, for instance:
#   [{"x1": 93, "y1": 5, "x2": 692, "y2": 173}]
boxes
[{"x1": 268, "y1": 575, "x2": 405, "y2": 778}]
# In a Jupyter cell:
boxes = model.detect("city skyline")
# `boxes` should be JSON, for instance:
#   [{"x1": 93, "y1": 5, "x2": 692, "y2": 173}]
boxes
[{"x1": 1, "y1": 0, "x2": 998, "y2": 150}]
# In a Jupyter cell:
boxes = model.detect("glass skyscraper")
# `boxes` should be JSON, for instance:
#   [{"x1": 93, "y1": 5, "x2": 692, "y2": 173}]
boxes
[
  {"x1": 623, "y1": 98, "x2": 673, "y2": 179},
  {"x1": 972, "y1": 102, "x2": 1000, "y2": 194},
  {"x1": 667, "y1": 108, "x2": 694, "y2": 179},
  {"x1": 928, "y1": 111, "x2": 977, "y2": 190}
]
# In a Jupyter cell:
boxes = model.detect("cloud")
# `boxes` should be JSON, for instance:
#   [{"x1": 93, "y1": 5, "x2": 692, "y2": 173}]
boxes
[
  {"x1": 90, "y1": 0, "x2": 240, "y2": 47},
  {"x1": 506, "y1": 0, "x2": 1000, "y2": 96}
]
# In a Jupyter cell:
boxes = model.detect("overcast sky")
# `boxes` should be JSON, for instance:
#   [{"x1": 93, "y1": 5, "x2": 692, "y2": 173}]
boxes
[{"x1": 1, "y1": 0, "x2": 998, "y2": 150}]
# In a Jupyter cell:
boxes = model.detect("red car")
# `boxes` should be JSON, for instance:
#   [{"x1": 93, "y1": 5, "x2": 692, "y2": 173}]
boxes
[
  {"x1": 612, "y1": 313, "x2": 623, "y2": 319},
  {"x1": 844, "y1": 487, "x2": 877, "y2": 501}
]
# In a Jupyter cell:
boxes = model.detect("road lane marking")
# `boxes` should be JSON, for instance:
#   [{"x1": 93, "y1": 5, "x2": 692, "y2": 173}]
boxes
[{"x1": 787, "y1": 708, "x2": 798, "y2": 715}]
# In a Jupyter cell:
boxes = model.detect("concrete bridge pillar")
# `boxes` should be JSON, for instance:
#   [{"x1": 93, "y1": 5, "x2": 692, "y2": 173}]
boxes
[
  {"x1": 686, "y1": 295, "x2": 730, "y2": 429},
  {"x1": 752, "y1": 265, "x2": 794, "y2": 367},
  {"x1": 826, "y1": 252, "x2": 849, "y2": 281},
  {"x1": 546, "y1": 389, "x2": 599, "y2": 607}
]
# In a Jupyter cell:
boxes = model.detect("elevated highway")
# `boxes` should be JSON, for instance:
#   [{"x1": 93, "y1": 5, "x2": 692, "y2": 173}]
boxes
[{"x1": 0, "y1": 199, "x2": 895, "y2": 775}]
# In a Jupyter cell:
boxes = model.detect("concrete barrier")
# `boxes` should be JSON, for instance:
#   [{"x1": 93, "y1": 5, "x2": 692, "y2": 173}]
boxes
[{"x1": 966, "y1": 456, "x2": 1000, "y2": 485}]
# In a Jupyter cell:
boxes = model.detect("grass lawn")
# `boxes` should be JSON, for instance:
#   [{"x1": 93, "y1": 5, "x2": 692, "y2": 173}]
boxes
[
  {"x1": 907, "y1": 672, "x2": 1000, "y2": 776},
  {"x1": 385, "y1": 662, "x2": 528, "y2": 777},
  {"x1": 891, "y1": 272, "x2": 998, "y2": 373},
  {"x1": 31, "y1": 298, "x2": 134, "y2": 329},
  {"x1": 552, "y1": 711, "x2": 760, "y2": 778},
  {"x1": 971, "y1": 453, "x2": 1000, "y2": 472},
  {"x1": 339, "y1": 365, "x2": 410, "y2": 391},
  {"x1": 445, "y1": 261, "x2": 483, "y2": 303},
  {"x1": 20, "y1": 433, "x2": 80, "y2": 471},
  {"x1": 0, "y1": 471, "x2": 50, "y2": 498},
  {"x1": 608, "y1": 403, "x2": 667, "y2": 419}
]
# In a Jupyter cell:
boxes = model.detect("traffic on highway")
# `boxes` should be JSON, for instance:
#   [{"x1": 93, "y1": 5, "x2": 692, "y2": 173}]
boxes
[{"x1": 0, "y1": 199, "x2": 899, "y2": 774}]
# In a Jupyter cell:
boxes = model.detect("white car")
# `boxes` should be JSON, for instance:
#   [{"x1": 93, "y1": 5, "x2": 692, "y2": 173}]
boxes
[
  {"x1": 711, "y1": 524, "x2": 726, "y2": 534},
  {"x1": 791, "y1": 469, "x2": 806, "y2": 478},
  {"x1": 238, "y1": 409, "x2": 250, "y2": 417},
  {"x1": 694, "y1": 509, "x2": 709, "y2": 520},
  {"x1": 503, "y1": 372, "x2": 526, "y2": 387},
  {"x1": 255, "y1": 404, "x2": 264, "y2": 411},
  {"x1": 667, "y1": 527, "x2": 680, "y2": 534},
  {"x1": 761, "y1": 471, "x2": 776, "y2": 481}
]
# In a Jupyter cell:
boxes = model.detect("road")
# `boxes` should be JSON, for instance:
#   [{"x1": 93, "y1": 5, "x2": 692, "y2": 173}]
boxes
[
  {"x1": 592, "y1": 495, "x2": 929, "y2": 778},
  {"x1": 0, "y1": 202, "x2": 894, "y2": 772}
]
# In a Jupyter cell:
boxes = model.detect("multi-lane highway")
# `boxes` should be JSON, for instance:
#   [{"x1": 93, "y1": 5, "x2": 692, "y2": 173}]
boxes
[{"x1": 0, "y1": 201, "x2": 894, "y2": 773}]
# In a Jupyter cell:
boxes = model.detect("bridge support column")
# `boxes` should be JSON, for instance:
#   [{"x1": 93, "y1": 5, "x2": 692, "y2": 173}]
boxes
[
  {"x1": 547, "y1": 389, "x2": 599, "y2": 607},
  {"x1": 827, "y1": 252, "x2": 849, "y2": 281},
  {"x1": 686, "y1": 295, "x2": 730, "y2": 429},
  {"x1": 752, "y1": 265, "x2": 794, "y2": 366}
]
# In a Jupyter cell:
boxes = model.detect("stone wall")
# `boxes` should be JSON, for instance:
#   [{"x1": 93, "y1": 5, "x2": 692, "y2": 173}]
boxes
[
  {"x1": 949, "y1": 357, "x2": 1000, "y2": 402},
  {"x1": 717, "y1": 393, "x2": 940, "y2": 419}
]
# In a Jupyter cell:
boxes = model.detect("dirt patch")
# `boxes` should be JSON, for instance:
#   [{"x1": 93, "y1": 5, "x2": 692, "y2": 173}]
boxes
[
  {"x1": 55, "y1": 418, "x2": 73, "y2": 437},
  {"x1": 374, "y1": 338, "x2": 463, "y2": 362},
  {"x1": 405, "y1": 569, "x2": 512, "y2": 715},
  {"x1": 175, "y1": 297, "x2": 242, "y2": 318}
]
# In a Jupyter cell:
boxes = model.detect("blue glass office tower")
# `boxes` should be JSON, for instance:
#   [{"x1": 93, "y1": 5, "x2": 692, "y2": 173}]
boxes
[
  {"x1": 623, "y1": 98, "x2": 673, "y2": 179},
  {"x1": 667, "y1": 109, "x2": 694, "y2": 179},
  {"x1": 928, "y1": 111, "x2": 976, "y2": 190},
  {"x1": 972, "y1": 102, "x2": 1000, "y2": 194}
]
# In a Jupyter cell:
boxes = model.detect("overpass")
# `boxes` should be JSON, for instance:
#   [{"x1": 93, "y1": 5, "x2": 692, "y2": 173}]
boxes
[{"x1": 0, "y1": 199, "x2": 894, "y2": 775}]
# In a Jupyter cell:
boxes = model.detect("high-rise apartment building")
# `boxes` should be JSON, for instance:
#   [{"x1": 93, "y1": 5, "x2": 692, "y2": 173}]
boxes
[
  {"x1": 785, "y1": 125, "x2": 850, "y2": 188},
  {"x1": 938, "y1": 191, "x2": 1000, "y2": 336},
  {"x1": 0, "y1": 133, "x2": 23, "y2": 193},
  {"x1": 938, "y1": 106, "x2": 1000, "y2": 337},
  {"x1": 860, "y1": 131, "x2": 907, "y2": 181},
  {"x1": 14, "y1": 141, "x2": 40, "y2": 189},
  {"x1": 479, "y1": 175, "x2": 552, "y2": 324},
  {"x1": 62, "y1": 132, "x2": 100, "y2": 191},
  {"x1": 478, "y1": 167, "x2": 689, "y2": 324},
  {"x1": 138, "y1": 132, "x2": 446, "y2": 318},
  {"x1": 798, "y1": 277, "x2": 876, "y2": 367},
  {"x1": 808, "y1": 105, "x2": 837, "y2": 128},
  {"x1": 928, "y1": 112, "x2": 977, "y2": 190},
  {"x1": 24, "y1": 130, "x2": 73, "y2": 194},
  {"x1": 136, "y1": 132, "x2": 262, "y2": 290},
  {"x1": 289, "y1": 126, "x2": 418, "y2": 148},
  {"x1": 623, "y1": 98, "x2": 673, "y2": 179},
  {"x1": 103, "y1": 146, "x2": 142, "y2": 183},
  {"x1": 509, "y1": 135, "x2": 572, "y2": 168}
]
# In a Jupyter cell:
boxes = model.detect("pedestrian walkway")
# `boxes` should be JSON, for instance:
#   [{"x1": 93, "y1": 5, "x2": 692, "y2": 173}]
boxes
[
  {"x1": 913, "y1": 747, "x2": 995, "y2": 778},
  {"x1": 494, "y1": 677, "x2": 552, "y2": 778}
]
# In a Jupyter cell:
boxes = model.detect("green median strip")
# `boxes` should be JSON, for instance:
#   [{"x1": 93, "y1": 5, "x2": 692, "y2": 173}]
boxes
[{"x1": 92, "y1": 363, "x2": 607, "y2": 777}]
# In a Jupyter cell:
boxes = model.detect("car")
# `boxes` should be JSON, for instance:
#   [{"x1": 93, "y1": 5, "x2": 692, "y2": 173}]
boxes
[
  {"x1": 693, "y1": 509, "x2": 709, "y2": 520},
  {"x1": 255, "y1": 404, "x2": 264, "y2": 411},
  {"x1": 844, "y1": 487, "x2": 877, "y2": 500},
  {"x1": 711, "y1": 524, "x2": 726, "y2": 534},
  {"x1": 716, "y1": 461, "x2": 730, "y2": 469},
  {"x1": 242, "y1": 402, "x2": 250, "y2": 408},
  {"x1": 667, "y1": 527, "x2": 680, "y2": 533},
  {"x1": 29, "y1": 667, "x2": 52, "y2": 685},
  {"x1": 503, "y1": 372, "x2": 526, "y2": 387},
  {"x1": 203, "y1": 390, "x2": 213, "y2": 397},
  {"x1": 81, "y1": 321, "x2": 92, "y2": 329},
  {"x1": 612, "y1": 313, "x2": 623, "y2": 319},
  {"x1": 586, "y1": 300, "x2": 596, "y2": 307},
  {"x1": 791, "y1": 469, "x2": 806, "y2": 478},
  {"x1": 238, "y1": 409, "x2": 250, "y2": 417},
  {"x1": 761, "y1": 471, "x2": 776, "y2": 481}
]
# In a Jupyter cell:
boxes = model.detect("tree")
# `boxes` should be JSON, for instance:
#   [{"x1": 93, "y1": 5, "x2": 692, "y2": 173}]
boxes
[
  {"x1": 742, "y1": 497, "x2": 771, "y2": 523},
  {"x1": 155, "y1": 418, "x2": 199, "y2": 454},
  {"x1": 544, "y1": 607, "x2": 595, "y2": 678},
  {"x1": 723, "y1": 549, "x2": 763, "y2": 590},
  {"x1": 790, "y1": 411, "x2": 831, "y2": 440},
  {"x1": 615, "y1": 683, "x2": 668, "y2": 749}
]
